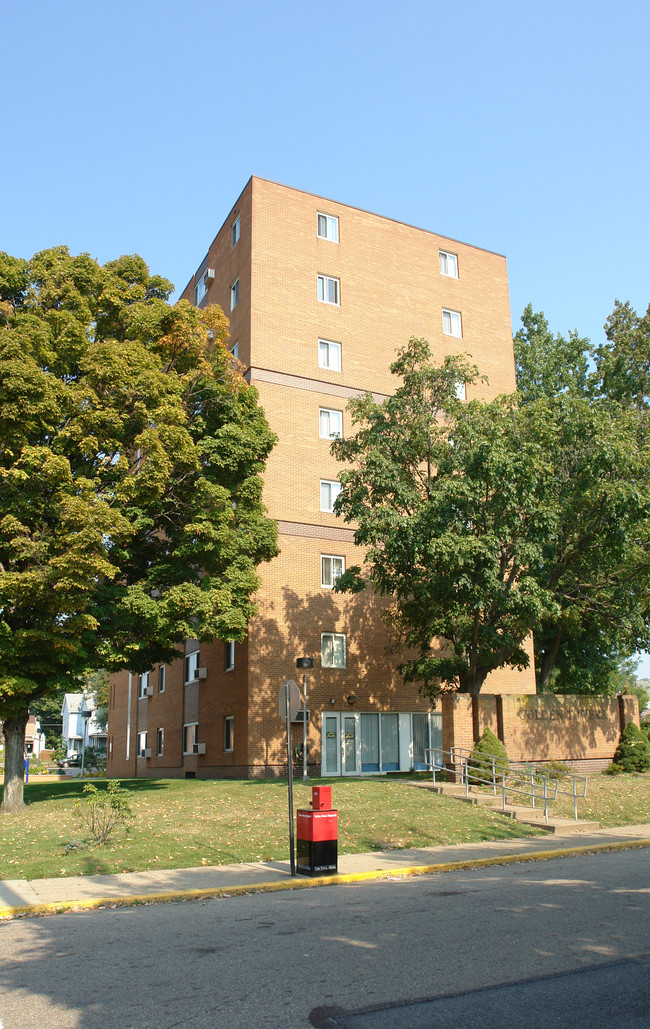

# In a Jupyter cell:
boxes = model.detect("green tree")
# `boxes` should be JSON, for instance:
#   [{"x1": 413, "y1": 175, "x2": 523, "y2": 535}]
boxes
[
  {"x1": 0, "y1": 247, "x2": 278, "y2": 812},
  {"x1": 332, "y1": 336, "x2": 650, "y2": 701},
  {"x1": 514, "y1": 307, "x2": 650, "y2": 692},
  {"x1": 595, "y1": 300, "x2": 650, "y2": 411},
  {"x1": 87, "y1": 669, "x2": 109, "y2": 733}
]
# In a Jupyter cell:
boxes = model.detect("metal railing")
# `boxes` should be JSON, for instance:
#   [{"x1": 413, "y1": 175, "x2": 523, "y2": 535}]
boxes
[{"x1": 425, "y1": 745, "x2": 588, "y2": 824}]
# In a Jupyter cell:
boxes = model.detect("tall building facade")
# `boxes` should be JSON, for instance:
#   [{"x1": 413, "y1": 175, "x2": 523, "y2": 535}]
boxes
[{"x1": 107, "y1": 177, "x2": 535, "y2": 780}]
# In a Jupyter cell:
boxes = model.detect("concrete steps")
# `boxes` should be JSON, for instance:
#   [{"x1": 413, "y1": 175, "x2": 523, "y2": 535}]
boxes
[{"x1": 399, "y1": 779, "x2": 598, "y2": 834}]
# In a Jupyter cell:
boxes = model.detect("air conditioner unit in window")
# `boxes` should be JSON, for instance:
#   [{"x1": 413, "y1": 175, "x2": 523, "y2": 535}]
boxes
[
  {"x1": 197, "y1": 667, "x2": 207, "y2": 679},
  {"x1": 206, "y1": 269, "x2": 215, "y2": 280},
  {"x1": 194, "y1": 742, "x2": 206, "y2": 755},
  {"x1": 144, "y1": 748, "x2": 152, "y2": 758},
  {"x1": 146, "y1": 686, "x2": 154, "y2": 696}
]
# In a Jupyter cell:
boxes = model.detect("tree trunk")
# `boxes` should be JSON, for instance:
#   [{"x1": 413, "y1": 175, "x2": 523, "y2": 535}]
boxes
[
  {"x1": 537, "y1": 628, "x2": 564, "y2": 690},
  {"x1": 1, "y1": 713, "x2": 29, "y2": 813}
]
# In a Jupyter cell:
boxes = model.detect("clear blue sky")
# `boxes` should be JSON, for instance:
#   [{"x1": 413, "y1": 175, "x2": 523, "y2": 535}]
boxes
[{"x1": 3, "y1": 0, "x2": 650, "y2": 675}]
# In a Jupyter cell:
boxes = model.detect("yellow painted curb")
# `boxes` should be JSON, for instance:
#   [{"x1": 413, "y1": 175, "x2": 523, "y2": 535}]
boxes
[{"x1": 2, "y1": 838, "x2": 649, "y2": 920}]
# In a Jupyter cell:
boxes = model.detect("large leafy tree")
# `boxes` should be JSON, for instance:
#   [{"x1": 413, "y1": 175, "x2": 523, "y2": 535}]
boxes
[
  {"x1": 0, "y1": 247, "x2": 278, "y2": 811},
  {"x1": 332, "y1": 335, "x2": 650, "y2": 701},
  {"x1": 514, "y1": 306, "x2": 650, "y2": 691}
]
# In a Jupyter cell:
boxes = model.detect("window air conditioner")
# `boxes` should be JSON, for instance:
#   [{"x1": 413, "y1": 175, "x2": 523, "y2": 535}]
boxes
[
  {"x1": 194, "y1": 742, "x2": 206, "y2": 755},
  {"x1": 144, "y1": 748, "x2": 152, "y2": 758},
  {"x1": 197, "y1": 667, "x2": 207, "y2": 679},
  {"x1": 206, "y1": 269, "x2": 215, "y2": 280},
  {"x1": 146, "y1": 686, "x2": 154, "y2": 696}
]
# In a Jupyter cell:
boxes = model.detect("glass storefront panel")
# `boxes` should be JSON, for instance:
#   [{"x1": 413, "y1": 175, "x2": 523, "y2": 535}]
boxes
[{"x1": 361, "y1": 713, "x2": 379, "y2": 771}]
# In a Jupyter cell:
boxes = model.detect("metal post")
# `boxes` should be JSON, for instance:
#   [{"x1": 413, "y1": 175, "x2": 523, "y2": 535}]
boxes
[
  {"x1": 302, "y1": 672, "x2": 308, "y2": 781},
  {"x1": 285, "y1": 685, "x2": 295, "y2": 876}
]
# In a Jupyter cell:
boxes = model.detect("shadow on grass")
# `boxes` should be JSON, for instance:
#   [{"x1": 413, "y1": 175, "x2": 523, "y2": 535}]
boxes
[{"x1": 2, "y1": 777, "x2": 170, "y2": 808}]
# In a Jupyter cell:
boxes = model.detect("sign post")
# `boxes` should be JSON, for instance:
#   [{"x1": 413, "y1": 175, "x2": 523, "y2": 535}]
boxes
[{"x1": 278, "y1": 679, "x2": 301, "y2": 876}]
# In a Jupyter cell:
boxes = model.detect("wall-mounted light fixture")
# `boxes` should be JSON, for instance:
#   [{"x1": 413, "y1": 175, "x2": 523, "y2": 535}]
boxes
[{"x1": 347, "y1": 692, "x2": 357, "y2": 707}]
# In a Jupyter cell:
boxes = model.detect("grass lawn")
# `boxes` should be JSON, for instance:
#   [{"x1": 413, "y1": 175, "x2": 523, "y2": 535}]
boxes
[
  {"x1": 552, "y1": 770, "x2": 650, "y2": 826},
  {"x1": 0, "y1": 776, "x2": 546, "y2": 881}
]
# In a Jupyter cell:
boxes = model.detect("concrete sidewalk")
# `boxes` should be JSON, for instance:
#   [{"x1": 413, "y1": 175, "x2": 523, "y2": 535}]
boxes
[{"x1": 2, "y1": 823, "x2": 649, "y2": 918}]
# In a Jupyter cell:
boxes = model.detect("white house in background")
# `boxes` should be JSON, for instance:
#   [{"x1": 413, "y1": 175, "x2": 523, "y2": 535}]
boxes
[{"x1": 61, "y1": 694, "x2": 107, "y2": 757}]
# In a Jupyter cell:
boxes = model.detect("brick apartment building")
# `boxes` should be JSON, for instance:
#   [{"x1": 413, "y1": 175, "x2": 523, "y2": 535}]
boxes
[{"x1": 107, "y1": 176, "x2": 539, "y2": 781}]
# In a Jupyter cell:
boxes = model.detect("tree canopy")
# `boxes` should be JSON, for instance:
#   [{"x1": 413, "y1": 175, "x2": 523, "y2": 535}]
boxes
[
  {"x1": 0, "y1": 246, "x2": 278, "y2": 810},
  {"x1": 332, "y1": 328, "x2": 650, "y2": 703}
]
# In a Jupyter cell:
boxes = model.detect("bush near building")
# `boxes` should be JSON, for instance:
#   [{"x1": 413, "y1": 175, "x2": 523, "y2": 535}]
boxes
[{"x1": 606, "y1": 722, "x2": 650, "y2": 774}]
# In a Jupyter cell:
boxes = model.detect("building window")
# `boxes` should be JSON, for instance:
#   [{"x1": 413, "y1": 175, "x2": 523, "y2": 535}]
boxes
[
  {"x1": 185, "y1": 652, "x2": 199, "y2": 683},
  {"x1": 317, "y1": 275, "x2": 340, "y2": 306},
  {"x1": 224, "y1": 715, "x2": 234, "y2": 752},
  {"x1": 318, "y1": 339, "x2": 341, "y2": 371},
  {"x1": 183, "y1": 722, "x2": 198, "y2": 754},
  {"x1": 319, "y1": 408, "x2": 342, "y2": 439},
  {"x1": 321, "y1": 632, "x2": 346, "y2": 668},
  {"x1": 230, "y1": 341, "x2": 239, "y2": 360},
  {"x1": 157, "y1": 727, "x2": 164, "y2": 757},
  {"x1": 225, "y1": 640, "x2": 235, "y2": 672},
  {"x1": 231, "y1": 216, "x2": 240, "y2": 248},
  {"x1": 320, "y1": 479, "x2": 341, "y2": 512},
  {"x1": 321, "y1": 554, "x2": 345, "y2": 588},
  {"x1": 317, "y1": 212, "x2": 339, "y2": 242},
  {"x1": 158, "y1": 666, "x2": 166, "y2": 693},
  {"x1": 455, "y1": 381, "x2": 467, "y2": 401},
  {"x1": 137, "y1": 731, "x2": 147, "y2": 757},
  {"x1": 138, "y1": 672, "x2": 149, "y2": 699},
  {"x1": 439, "y1": 251, "x2": 458, "y2": 278},
  {"x1": 193, "y1": 268, "x2": 214, "y2": 306},
  {"x1": 230, "y1": 277, "x2": 239, "y2": 311},
  {"x1": 442, "y1": 309, "x2": 462, "y2": 338}
]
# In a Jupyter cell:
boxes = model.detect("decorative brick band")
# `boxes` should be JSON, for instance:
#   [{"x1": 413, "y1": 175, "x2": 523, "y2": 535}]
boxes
[
  {"x1": 246, "y1": 367, "x2": 389, "y2": 403},
  {"x1": 277, "y1": 520, "x2": 356, "y2": 542}
]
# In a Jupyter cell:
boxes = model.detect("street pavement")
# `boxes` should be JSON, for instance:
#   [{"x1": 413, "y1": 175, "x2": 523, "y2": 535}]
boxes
[{"x1": 2, "y1": 823, "x2": 649, "y2": 917}]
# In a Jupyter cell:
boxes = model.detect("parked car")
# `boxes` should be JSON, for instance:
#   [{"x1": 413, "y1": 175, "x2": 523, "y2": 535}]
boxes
[{"x1": 57, "y1": 754, "x2": 83, "y2": 768}]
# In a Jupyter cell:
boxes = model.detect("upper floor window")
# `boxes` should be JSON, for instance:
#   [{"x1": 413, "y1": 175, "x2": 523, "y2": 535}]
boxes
[
  {"x1": 230, "y1": 278, "x2": 240, "y2": 311},
  {"x1": 317, "y1": 275, "x2": 340, "y2": 306},
  {"x1": 193, "y1": 268, "x2": 214, "y2": 306},
  {"x1": 321, "y1": 554, "x2": 345, "y2": 588},
  {"x1": 442, "y1": 309, "x2": 462, "y2": 338},
  {"x1": 158, "y1": 666, "x2": 166, "y2": 693},
  {"x1": 319, "y1": 408, "x2": 342, "y2": 440},
  {"x1": 231, "y1": 216, "x2": 240, "y2": 248},
  {"x1": 184, "y1": 652, "x2": 199, "y2": 684},
  {"x1": 317, "y1": 212, "x2": 339, "y2": 242},
  {"x1": 138, "y1": 672, "x2": 149, "y2": 699},
  {"x1": 230, "y1": 341, "x2": 239, "y2": 361},
  {"x1": 439, "y1": 251, "x2": 458, "y2": 278},
  {"x1": 320, "y1": 479, "x2": 342, "y2": 512},
  {"x1": 321, "y1": 632, "x2": 346, "y2": 668},
  {"x1": 225, "y1": 640, "x2": 235, "y2": 672},
  {"x1": 157, "y1": 727, "x2": 164, "y2": 756},
  {"x1": 318, "y1": 339, "x2": 341, "y2": 371},
  {"x1": 455, "y1": 381, "x2": 467, "y2": 401}
]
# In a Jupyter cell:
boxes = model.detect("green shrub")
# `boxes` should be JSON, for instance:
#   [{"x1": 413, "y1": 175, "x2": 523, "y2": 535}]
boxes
[
  {"x1": 74, "y1": 780, "x2": 134, "y2": 845},
  {"x1": 468, "y1": 728, "x2": 509, "y2": 785},
  {"x1": 610, "y1": 722, "x2": 650, "y2": 774}
]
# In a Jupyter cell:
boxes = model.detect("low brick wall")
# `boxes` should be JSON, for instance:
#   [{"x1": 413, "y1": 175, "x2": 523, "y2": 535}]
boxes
[{"x1": 442, "y1": 693, "x2": 639, "y2": 769}]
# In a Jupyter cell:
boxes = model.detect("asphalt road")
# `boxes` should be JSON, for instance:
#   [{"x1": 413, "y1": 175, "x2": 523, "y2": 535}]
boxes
[{"x1": 0, "y1": 849, "x2": 648, "y2": 1029}]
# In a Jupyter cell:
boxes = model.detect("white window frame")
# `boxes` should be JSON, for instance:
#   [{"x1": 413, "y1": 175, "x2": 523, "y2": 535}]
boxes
[
  {"x1": 442, "y1": 308, "x2": 462, "y2": 338},
  {"x1": 184, "y1": 652, "x2": 199, "y2": 684},
  {"x1": 317, "y1": 275, "x2": 340, "y2": 306},
  {"x1": 455, "y1": 381, "x2": 467, "y2": 401},
  {"x1": 439, "y1": 250, "x2": 458, "y2": 278},
  {"x1": 321, "y1": 632, "x2": 346, "y2": 668},
  {"x1": 224, "y1": 715, "x2": 234, "y2": 752},
  {"x1": 158, "y1": 666, "x2": 166, "y2": 693},
  {"x1": 157, "y1": 727, "x2": 164, "y2": 757},
  {"x1": 230, "y1": 277, "x2": 239, "y2": 311},
  {"x1": 231, "y1": 216, "x2": 240, "y2": 248},
  {"x1": 193, "y1": 270, "x2": 210, "y2": 306},
  {"x1": 317, "y1": 212, "x2": 339, "y2": 242},
  {"x1": 225, "y1": 640, "x2": 235, "y2": 672},
  {"x1": 183, "y1": 722, "x2": 198, "y2": 755},
  {"x1": 321, "y1": 554, "x2": 345, "y2": 588},
  {"x1": 319, "y1": 408, "x2": 343, "y2": 440},
  {"x1": 320, "y1": 479, "x2": 341, "y2": 512},
  {"x1": 137, "y1": 731, "x2": 147, "y2": 758},
  {"x1": 318, "y1": 338, "x2": 341, "y2": 372},
  {"x1": 137, "y1": 672, "x2": 149, "y2": 699}
]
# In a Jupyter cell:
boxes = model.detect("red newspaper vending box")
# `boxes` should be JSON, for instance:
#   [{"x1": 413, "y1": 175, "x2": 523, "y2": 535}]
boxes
[{"x1": 296, "y1": 787, "x2": 338, "y2": 876}]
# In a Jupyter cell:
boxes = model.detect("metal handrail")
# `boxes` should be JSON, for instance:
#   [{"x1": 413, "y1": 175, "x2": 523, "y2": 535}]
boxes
[{"x1": 425, "y1": 745, "x2": 588, "y2": 824}]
